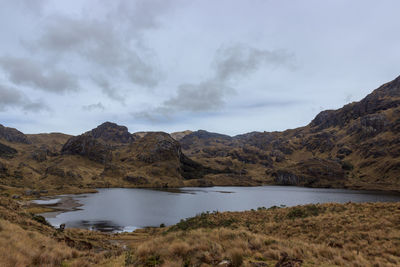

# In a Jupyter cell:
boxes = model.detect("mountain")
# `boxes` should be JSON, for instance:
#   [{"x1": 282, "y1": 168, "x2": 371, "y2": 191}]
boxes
[
  {"x1": 181, "y1": 75, "x2": 400, "y2": 191},
  {"x1": 0, "y1": 76, "x2": 400, "y2": 194}
]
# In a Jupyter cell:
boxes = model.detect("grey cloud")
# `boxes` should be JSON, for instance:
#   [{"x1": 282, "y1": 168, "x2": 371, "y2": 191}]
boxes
[
  {"x1": 82, "y1": 102, "x2": 105, "y2": 111},
  {"x1": 214, "y1": 44, "x2": 294, "y2": 82},
  {"x1": 92, "y1": 77, "x2": 125, "y2": 103},
  {"x1": 135, "y1": 45, "x2": 294, "y2": 120},
  {"x1": 114, "y1": 0, "x2": 177, "y2": 31},
  {"x1": 0, "y1": 57, "x2": 78, "y2": 93},
  {"x1": 164, "y1": 81, "x2": 234, "y2": 112},
  {"x1": 29, "y1": 1, "x2": 164, "y2": 93},
  {"x1": 0, "y1": 84, "x2": 48, "y2": 112}
]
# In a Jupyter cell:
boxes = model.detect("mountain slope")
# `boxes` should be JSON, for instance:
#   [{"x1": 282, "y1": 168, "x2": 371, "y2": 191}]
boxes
[{"x1": 0, "y1": 76, "x2": 400, "y2": 194}]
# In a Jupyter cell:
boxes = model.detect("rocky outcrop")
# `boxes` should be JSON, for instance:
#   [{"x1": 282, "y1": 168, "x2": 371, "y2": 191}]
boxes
[
  {"x1": 132, "y1": 132, "x2": 216, "y2": 179},
  {"x1": 0, "y1": 124, "x2": 30, "y2": 144},
  {"x1": 124, "y1": 175, "x2": 149, "y2": 185},
  {"x1": 134, "y1": 132, "x2": 182, "y2": 163},
  {"x1": 273, "y1": 159, "x2": 346, "y2": 187},
  {"x1": 89, "y1": 122, "x2": 134, "y2": 144},
  {"x1": 310, "y1": 76, "x2": 400, "y2": 130},
  {"x1": 0, "y1": 142, "x2": 17, "y2": 158},
  {"x1": 31, "y1": 149, "x2": 47, "y2": 162},
  {"x1": 61, "y1": 135, "x2": 112, "y2": 164},
  {"x1": 273, "y1": 170, "x2": 302, "y2": 185}
]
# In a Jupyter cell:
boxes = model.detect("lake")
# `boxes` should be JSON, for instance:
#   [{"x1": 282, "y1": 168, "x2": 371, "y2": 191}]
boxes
[{"x1": 35, "y1": 186, "x2": 400, "y2": 232}]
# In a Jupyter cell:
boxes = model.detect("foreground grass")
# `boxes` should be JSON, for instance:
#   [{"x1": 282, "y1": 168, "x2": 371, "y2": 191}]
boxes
[
  {"x1": 124, "y1": 202, "x2": 400, "y2": 266},
  {"x1": 1, "y1": 195, "x2": 399, "y2": 266}
]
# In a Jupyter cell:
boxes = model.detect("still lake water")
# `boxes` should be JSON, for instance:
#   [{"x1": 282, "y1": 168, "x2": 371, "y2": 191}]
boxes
[{"x1": 38, "y1": 186, "x2": 400, "y2": 232}]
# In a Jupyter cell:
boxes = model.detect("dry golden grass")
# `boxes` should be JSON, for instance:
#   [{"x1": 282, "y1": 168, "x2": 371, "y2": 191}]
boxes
[
  {"x1": 1, "y1": 193, "x2": 400, "y2": 266},
  {"x1": 0, "y1": 219, "x2": 78, "y2": 267},
  {"x1": 123, "y1": 202, "x2": 400, "y2": 266}
]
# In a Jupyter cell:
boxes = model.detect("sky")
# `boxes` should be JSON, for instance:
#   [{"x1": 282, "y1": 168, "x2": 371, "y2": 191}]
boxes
[{"x1": 0, "y1": 0, "x2": 399, "y2": 136}]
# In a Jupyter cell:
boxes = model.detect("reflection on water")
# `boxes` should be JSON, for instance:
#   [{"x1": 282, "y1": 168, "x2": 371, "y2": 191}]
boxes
[{"x1": 37, "y1": 186, "x2": 400, "y2": 232}]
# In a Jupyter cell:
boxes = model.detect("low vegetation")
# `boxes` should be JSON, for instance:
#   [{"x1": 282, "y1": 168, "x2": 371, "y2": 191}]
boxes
[{"x1": 0, "y1": 195, "x2": 399, "y2": 266}]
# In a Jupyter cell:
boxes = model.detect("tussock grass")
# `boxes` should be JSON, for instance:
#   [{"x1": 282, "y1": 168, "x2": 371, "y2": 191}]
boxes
[{"x1": 125, "y1": 202, "x2": 400, "y2": 266}]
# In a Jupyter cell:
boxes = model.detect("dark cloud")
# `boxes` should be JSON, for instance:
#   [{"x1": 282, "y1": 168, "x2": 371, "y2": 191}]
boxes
[
  {"x1": 0, "y1": 84, "x2": 48, "y2": 112},
  {"x1": 82, "y1": 102, "x2": 105, "y2": 111},
  {"x1": 0, "y1": 56, "x2": 78, "y2": 93}
]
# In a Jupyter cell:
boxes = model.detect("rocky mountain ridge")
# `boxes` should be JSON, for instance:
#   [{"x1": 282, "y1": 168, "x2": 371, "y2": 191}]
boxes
[{"x1": 0, "y1": 75, "x2": 400, "y2": 193}]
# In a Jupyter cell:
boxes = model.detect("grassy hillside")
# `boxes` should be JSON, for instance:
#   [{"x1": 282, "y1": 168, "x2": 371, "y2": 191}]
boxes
[{"x1": 1, "y1": 195, "x2": 399, "y2": 266}]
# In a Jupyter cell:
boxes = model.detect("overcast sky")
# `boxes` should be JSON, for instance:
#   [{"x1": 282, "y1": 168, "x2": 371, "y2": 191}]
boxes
[{"x1": 0, "y1": 0, "x2": 399, "y2": 136}]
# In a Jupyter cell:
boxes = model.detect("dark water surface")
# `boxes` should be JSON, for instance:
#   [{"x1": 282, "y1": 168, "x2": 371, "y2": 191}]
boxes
[{"x1": 37, "y1": 186, "x2": 400, "y2": 232}]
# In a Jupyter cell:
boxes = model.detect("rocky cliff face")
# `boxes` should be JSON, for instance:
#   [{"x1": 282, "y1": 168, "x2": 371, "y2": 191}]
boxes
[
  {"x1": 89, "y1": 122, "x2": 135, "y2": 144},
  {"x1": 0, "y1": 124, "x2": 30, "y2": 144},
  {"x1": 61, "y1": 135, "x2": 112, "y2": 164}
]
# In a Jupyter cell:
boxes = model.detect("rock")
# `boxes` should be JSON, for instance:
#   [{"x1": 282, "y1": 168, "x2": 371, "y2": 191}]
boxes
[
  {"x1": 218, "y1": 260, "x2": 231, "y2": 266},
  {"x1": 66, "y1": 171, "x2": 82, "y2": 179},
  {"x1": 134, "y1": 132, "x2": 183, "y2": 163},
  {"x1": 273, "y1": 158, "x2": 346, "y2": 187},
  {"x1": 273, "y1": 171, "x2": 302, "y2": 185},
  {"x1": 275, "y1": 252, "x2": 303, "y2": 267},
  {"x1": 0, "y1": 124, "x2": 31, "y2": 144},
  {"x1": 12, "y1": 195, "x2": 20, "y2": 199},
  {"x1": 0, "y1": 142, "x2": 17, "y2": 158},
  {"x1": 31, "y1": 149, "x2": 47, "y2": 162},
  {"x1": 61, "y1": 135, "x2": 112, "y2": 164},
  {"x1": 89, "y1": 122, "x2": 134, "y2": 144},
  {"x1": 46, "y1": 166, "x2": 65, "y2": 178},
  {"x1": 58, "y1": 223, "x2": 66, "y2": 232},
  {"x1": 124, "y1": 175, "x2": 149, "y2": 185},
  {"x1": 24, "y1": 190, "x2": 39, "y2": 196},
  {"x1": 337, "y1": 147, "x2": 352, "y2": 156}
]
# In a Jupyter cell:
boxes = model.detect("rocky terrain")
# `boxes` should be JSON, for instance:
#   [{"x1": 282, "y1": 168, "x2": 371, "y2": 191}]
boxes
[{"x1": 0, "y1": 76, "x2": 400, "y2": 195}]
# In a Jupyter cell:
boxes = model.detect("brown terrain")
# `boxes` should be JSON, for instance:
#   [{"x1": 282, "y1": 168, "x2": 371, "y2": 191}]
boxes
[
  {"x1": 1, "y1": 76, "x2": 400, "y2": 196},
  {"x1": 0, "y1": 76, "x2": 400, "y2": 267}
]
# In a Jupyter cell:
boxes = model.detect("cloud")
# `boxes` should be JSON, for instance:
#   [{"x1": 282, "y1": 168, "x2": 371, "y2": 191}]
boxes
[
  {"x1": 213, "y1": 44, "x2": 294, "y2": 82},
  {"x1": 114, "y1": 0, "x2": 177, "y2": 31},
  {"x1": 164, "y1": 81, "x2": 234, "y2": 112},
  {"x1": 0, "y1": 56, "x2": 78, "y2": 93},
  {"x1": 82, "y1": 102, "x2": 105, "y2": 111},
  {"x1": 135, "y1": 44, "x2": 294, "y2": 120},
  {"x1": 0, "y1": 84, "x2": 48, "y2": 112},
  {"x1": 27, "y1": 1, "x2": 169, "y2": 95},
  {"x1": 92, "y1": 77, "x2": 125, "y2": 103}
]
